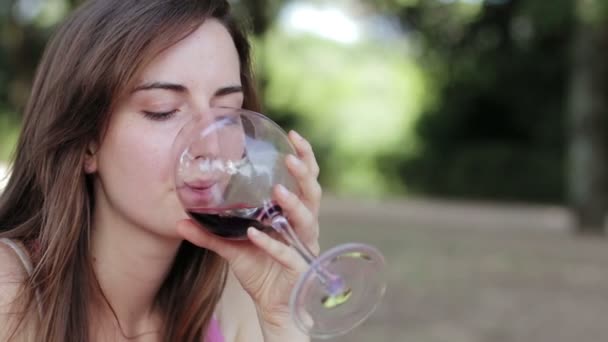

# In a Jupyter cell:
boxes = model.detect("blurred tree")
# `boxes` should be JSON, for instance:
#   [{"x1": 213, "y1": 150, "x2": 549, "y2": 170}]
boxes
[
  {"x1": 0, "y1": 0, "x2": 56, "y2": 160},
  {"x1": 4, "y1": 0, "x2": 608, "y2": 235},
  {"x1": 376, "y1": 0, "x2": 608, "y2": 235},
  {"x1": 374, "y1": 0, "x2": 574, "y2": 203},
  {"x1": 231, "y1": 0, "x2": 284, "y2": 35},
  {"x1": 230, "y1": 0, "x2": 286, "y2": 122},
  {"x1": 567, "y1": 0, "x2": 608, "y2": 235}
]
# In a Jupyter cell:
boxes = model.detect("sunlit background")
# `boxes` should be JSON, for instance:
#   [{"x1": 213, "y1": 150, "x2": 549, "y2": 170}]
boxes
[{"x1": 2, "y1": 0, "x2": 608, "y2": 341}]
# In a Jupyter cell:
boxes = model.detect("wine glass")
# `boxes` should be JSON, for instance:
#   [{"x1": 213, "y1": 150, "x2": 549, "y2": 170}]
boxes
[{"x1": 173, "y1": 107, "x2": 386, "y2": 339}]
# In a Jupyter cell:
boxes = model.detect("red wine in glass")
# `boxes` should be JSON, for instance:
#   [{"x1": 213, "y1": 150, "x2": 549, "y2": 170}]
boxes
[{"x1": 187, "y1": 203, "x2": 283, "y2": 239}]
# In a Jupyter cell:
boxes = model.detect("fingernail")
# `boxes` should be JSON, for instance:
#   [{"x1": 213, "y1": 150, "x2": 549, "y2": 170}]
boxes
[
  {"x1": 248, "y1": 227, "x2": 260, "y2": 237},
  {"x1": 277, "y1": 184, "x2": 289, "y2": 197}
]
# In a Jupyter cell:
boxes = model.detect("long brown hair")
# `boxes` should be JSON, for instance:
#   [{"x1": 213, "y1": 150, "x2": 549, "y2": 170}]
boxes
[{"x1": 0, "y1": 0, "x2": 259, "y2": 341}]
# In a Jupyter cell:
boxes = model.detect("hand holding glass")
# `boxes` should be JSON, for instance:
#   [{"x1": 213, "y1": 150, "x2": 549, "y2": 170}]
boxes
[{"x1": 172, "y1": 107, "x2": 386, "y2": 339}]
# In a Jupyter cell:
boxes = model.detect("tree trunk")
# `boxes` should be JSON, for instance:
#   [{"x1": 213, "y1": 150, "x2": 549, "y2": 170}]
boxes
[{"x1": 567, "y1": 2, "x2": 608, "y2": 235}]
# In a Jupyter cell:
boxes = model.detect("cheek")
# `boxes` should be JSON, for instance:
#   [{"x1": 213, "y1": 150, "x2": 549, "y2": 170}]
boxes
[
  {"x1": 99, "y1": 122, "x2": 177, "y2": 197},
  {"x1": 95, "y1": 119, "x2": 189, "y2": 231}
]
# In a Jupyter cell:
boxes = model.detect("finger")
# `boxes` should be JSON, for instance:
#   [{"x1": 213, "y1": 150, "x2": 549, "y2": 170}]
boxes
[
  {"x1": 289, "y1": 130, "x2": 320, "y2": 179},
  {"x1": 285, "y1": 154, "x2": 322, "y2": 214},
  {"x1": 274, "y1": 185, "x2": 319, "y2": 251},
  {"x1": 247, "y1": 227, "x2": 308, "y2": 273},
  {"x1": 176, "y1": 219, "x2": 242, "y2": 261}
]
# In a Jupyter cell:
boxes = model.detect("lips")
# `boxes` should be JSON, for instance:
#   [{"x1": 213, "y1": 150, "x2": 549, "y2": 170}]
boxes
[
  {"x1": 186, "y1": 180, "x2": 217, "y2": 190},
  {"x1": 179, "y1": 181, "x2": 220, "y2": 206}
]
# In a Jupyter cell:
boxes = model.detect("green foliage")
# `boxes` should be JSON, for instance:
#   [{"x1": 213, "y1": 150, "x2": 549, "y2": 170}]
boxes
[
  {"x1": 391, "y1": 0, "x2": 575, "y2": 203},
  {"x1": 399, "y1": 145, "x2": 564, "y2": 202},
  {"x1": 0, "y1": 0, "x2": 79, "y2": 162},
  {"x1": 260, "y1": 30, "x2": 427, "y2": 196},
  {"x1": 0, "y1": 110, "x2": 20, "y2": 162},
  {"x1": 576, "y1": 0, "x2": 608, "y2": 26},
  {"x1": 1, "y1": 0, "x2": 603, "y2": 203}
]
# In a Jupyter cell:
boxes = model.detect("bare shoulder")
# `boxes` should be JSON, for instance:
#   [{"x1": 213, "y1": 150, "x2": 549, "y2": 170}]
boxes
[
  {"x1": 0, "y1": 240, "x2": 28, "y2": 306},
  {"x1": 0, "y1": 240, "x2": 33, "y2": 341},
  {"x1": 217, "y1": 270, "x2": 263, "y2": 342}
]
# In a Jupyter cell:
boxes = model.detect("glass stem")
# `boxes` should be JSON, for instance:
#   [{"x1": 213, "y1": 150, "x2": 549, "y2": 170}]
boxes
[{"x1": 271, "y1": 215, "x2": 346, "y2": 296}]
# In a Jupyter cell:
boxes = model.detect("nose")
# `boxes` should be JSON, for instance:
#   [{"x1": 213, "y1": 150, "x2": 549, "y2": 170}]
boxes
[
  {"x1": 186, "y1": 113, "x2": 222, "y2": 161},
  {"x1": 181, "y1": 108, "x2": 246, "y2": 174}
]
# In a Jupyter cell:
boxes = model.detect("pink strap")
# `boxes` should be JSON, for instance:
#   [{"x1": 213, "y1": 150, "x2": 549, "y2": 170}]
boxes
[{"x1": 204, "y1": 317, "x2": 224, "y2": 342}]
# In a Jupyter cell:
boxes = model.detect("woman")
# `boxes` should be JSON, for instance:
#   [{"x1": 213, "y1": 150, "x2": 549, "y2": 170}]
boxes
[{"x1": 0, "y1": 0, "x2": 322, "y2": 341}]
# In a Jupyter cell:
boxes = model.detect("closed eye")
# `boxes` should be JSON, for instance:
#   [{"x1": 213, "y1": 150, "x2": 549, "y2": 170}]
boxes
[{"x1": 142, "y1": 109, "x2": 179, "y2": 121}]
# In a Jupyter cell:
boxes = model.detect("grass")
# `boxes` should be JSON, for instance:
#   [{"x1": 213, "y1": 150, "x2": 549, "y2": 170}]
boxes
[{"x1": 314, "y1": 196, "x2": 608, "y2": 342}]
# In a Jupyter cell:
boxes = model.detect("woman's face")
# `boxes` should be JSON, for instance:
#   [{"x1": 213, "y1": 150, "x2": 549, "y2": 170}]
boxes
[{"x1": 89, "y1": 19, "x2": 244, "y2": 238}]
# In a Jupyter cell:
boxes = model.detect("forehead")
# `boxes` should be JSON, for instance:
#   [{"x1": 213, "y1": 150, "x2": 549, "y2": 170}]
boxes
[{"x1": 137, "y1": 18, "x2": 241, "y2": 87}]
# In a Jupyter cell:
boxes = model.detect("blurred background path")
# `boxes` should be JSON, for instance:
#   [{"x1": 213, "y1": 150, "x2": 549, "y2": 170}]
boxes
[{"x1": 318, "y1": 196, "x2": 608, "y2": 342}]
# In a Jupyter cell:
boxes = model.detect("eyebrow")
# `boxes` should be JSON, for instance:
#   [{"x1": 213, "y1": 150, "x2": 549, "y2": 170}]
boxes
[
  {"x1": 132, "y1": 82, "x2": 186, "y2": 93},
  {"x1": 132, "y1": 82, "x2": 243, "y2": 97},
  {"x1": 214, "y1": 85, "x2": 243, "y2": 97}
]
